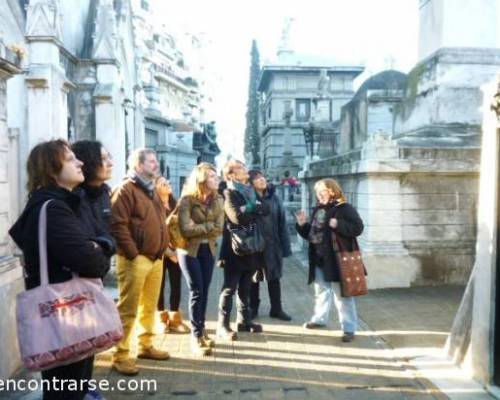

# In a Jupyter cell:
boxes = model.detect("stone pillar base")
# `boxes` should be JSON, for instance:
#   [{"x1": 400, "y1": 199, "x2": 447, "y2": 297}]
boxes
[{"x1": 0, "y1": 257, "x2": 24, "y2": 379}]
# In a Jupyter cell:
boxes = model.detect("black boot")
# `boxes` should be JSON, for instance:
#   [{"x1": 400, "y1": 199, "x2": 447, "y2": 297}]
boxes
[
  {"x1": 250, "y1": 282, "x2": 260, "y2": 320},
  {"x1": 237, "y1": 321, "x2": 263, "y2": 333},
  {"x1": 216, "y1": 316, "x2": 237, "y2": 341},
  {"x1": 270, "y1": 309, "x2": 292, "y2": 321},
  {"x1": 268, "y1": 279, "x2": 291, "y2": 321}
]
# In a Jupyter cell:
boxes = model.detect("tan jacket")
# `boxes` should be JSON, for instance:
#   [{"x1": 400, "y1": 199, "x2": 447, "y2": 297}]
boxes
[
  {"x1": 177, "y1": 194, "x2": 224, "y2": 257},
  {"x1": 111, "y1": 178, "x2": 167, "y2": 261}
]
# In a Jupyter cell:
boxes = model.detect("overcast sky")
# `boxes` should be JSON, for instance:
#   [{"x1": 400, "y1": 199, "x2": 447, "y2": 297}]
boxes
[{"x1": 153, "y1": 0, "x2": 420, "y2": 163}]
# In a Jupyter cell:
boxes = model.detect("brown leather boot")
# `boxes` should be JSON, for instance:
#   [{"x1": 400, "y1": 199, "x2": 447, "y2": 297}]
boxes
[
  {"x1": 138, "y1": 346, "x2": 170, "y2": 360},
  {"x1": 112, "y1": 359, "x2": 139, "y2": 376},
  {"x1": 191, "y1": 336, "x2": 212, "y2": 356},
  {"x1": 159, "y1": 311, "x2": 170, "y2": 333},
  {"x1": 168, "y1": 311, "x2": 191, "y2": 334},
  {"x1": 202, "y1": 329, "x2": 215, "y2": 348}
]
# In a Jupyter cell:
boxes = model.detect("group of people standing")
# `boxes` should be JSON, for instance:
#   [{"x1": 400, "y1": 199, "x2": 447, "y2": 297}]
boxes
[{"x1": 9, "y1": 139, "x2": 364, "y2": 400}]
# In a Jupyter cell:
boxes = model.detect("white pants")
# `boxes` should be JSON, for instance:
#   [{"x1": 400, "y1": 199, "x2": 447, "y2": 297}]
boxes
[{"x1": 310, "y1": 267, "x2": 358, "y2": 333}]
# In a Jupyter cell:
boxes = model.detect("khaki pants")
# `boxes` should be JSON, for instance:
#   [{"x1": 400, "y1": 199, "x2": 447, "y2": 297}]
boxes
[{"x1": 113, "y1": 254, "x2": 163, "y2": 362}]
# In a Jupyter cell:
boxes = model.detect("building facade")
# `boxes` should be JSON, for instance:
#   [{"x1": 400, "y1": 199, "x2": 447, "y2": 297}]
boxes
[
  {"x1": 132, "y1": 0, "x2": 219, "y2": 196},
  {"x1": 258, "y1": 55, "x2": 363, "y2": 180}
]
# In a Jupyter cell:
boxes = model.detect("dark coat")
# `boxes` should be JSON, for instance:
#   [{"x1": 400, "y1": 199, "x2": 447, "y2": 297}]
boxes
[
  {"x1": 219, "y1": 187, "x2": 269, "y2": 271},
  {"x1": 257, "y1": 186, "x2": 291, "y2": 281},
  {"x1": 79, "y1": 182, "x2": 113, "y2": 233},
  {"x1": 75, "y1": 184, "x2": 116, "y2": 265},
  {"x1": 9, "y1": 187, "x2": 111, "y2": 290},
  {"x1": 296, "y1": 202, "x2": 364, "y2": 284}
]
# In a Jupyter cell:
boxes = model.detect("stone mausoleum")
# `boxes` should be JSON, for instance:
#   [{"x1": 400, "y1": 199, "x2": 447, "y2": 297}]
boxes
[{"x1": 300, "y1": 0, "x2": 500, "y2": 288}]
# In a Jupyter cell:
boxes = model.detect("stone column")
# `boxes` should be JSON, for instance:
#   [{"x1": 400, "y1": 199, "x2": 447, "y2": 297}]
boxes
[
  {"x1": 24, "y1": 0, "x2": 73, "y2": 146},
  {"x1": 92, "y1": 0, "x2": 126, "y2": 184},
  {"x1": 94, "y1": 63, "x2": 126, "y2": 184},
  {"x1": 0, "y1": 40, "x2": 24, "y2": 380}
]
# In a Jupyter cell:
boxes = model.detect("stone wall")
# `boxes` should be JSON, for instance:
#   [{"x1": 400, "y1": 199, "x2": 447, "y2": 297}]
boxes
[{"x1": 0, "y1": 43, "x2": 24, "y2": 379}]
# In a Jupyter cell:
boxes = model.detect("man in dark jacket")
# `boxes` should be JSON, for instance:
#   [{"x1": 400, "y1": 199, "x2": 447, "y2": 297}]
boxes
[
  {"x1": 248, "y1": 170, "x2": 292, "y2": 321},
  {"x1": 110, "y1": 148, "x2": 169, "y2": 375}
]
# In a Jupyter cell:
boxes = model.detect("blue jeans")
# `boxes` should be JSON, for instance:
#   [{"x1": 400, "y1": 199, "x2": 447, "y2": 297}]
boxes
[
  {"x1": 177, "y1": 244, "x2": 215, "y2": 338},
  {"x1": 310, "y1": 267, "x2": 358, "y2": 333}
]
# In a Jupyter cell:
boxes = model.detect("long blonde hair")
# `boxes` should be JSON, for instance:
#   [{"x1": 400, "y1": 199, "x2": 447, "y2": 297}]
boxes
[
  {"x1": 181, "y1": 162, "x2": 218, "y2": 199},
  {"x1": 314, "y1": 178, "x2": 347, "y2": 204}
]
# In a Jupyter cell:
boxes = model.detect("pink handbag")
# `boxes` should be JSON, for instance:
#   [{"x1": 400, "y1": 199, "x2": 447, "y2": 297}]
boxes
[{"x1": 16, "y1": 200, "x2": 123, "y2": 371}]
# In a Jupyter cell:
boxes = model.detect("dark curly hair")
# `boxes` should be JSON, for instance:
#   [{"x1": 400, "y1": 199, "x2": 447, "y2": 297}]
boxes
[{"x1": 71, "y1": 140, "x2": 104, "y2": 183}]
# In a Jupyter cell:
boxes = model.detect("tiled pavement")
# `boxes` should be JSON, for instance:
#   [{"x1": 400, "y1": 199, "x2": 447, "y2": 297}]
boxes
[{"x1": 4, "y1": 256, "x2": 486, "y2": 400}]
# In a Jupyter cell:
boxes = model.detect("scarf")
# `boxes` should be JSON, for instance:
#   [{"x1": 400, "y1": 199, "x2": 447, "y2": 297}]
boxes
[
  {"x1": 308, "y1": 201, "x2": 337, "y2": 244},
  {"x1": 227, "y1": 180, "x2": 257, "y2": 211},
  {"x1": 128, "y1": 170, "x2": 155, "y2": 198}
]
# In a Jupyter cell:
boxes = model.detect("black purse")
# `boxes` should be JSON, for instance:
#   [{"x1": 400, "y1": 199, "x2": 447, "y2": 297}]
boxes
[{"x1": 228, "y1": 222, "x2": 265, "y2": 256}]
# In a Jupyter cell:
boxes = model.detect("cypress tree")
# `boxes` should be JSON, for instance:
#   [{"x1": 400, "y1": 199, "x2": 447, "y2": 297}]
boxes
[{"x1": 244, "y1": 40, "x2": 261, "y2": 167}]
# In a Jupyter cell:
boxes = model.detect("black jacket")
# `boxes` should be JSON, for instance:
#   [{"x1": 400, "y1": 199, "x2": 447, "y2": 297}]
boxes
[
  {"x1": 76, "y1": 184, "x2": 116, "y2": 256},
  {"x1": 296, "y1": 202, "x2": 364, "y2": 284},
  {"x1": 9, "y1": 186, "x2": 111, "y2": 289},
  {"x1": 79, "y1": 182, "x2": 113, "y2": 233},
  {"x1": 219, "y1": 187, "x2": 269, "y2": 271},
  {"x1": 257, "y1": 186, "x2": 291, "y2": 281}
]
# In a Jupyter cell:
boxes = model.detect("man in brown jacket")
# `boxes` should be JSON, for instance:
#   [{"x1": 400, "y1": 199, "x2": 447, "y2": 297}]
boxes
[{"x1": 111, "y1": 148, "x2": 169, "y2": 375}]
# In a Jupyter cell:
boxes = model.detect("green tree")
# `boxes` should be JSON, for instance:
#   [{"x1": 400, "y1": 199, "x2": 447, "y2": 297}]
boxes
[{"x1": 244, "y1": 40, "x2": 261, "y2": 167}]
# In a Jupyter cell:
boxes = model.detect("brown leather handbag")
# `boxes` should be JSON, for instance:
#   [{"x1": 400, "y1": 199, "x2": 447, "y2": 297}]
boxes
[
  {"x1": 166, "y1": 205, "x2": 187, "y2": 250},
  {"x1": 332, "y1": 233, "x2": 368, "y2": 297}
]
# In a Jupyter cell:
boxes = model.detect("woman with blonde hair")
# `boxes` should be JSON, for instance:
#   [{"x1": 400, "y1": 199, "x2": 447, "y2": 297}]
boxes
[
  {"x1": 177, "y1": 163, "x2": 224, "y2": 356},
  {"x1": 295, "y1": 178, "x2": 364, "y2": 342}
]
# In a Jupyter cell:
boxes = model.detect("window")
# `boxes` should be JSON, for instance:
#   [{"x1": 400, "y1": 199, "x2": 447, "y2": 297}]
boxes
[
  {"x1": 295, "y1": 99, "x2": 311, "y2": 122},
  {"x1": 145, "y1": 129, "x2": 158, "y2": 147}
]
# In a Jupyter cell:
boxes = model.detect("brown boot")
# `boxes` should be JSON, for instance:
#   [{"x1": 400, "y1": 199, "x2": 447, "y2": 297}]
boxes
[
  {"x1": 112, "y1": 359, "x2": 139, "y2": 376},
  {"x1": 191, "y1": 336, "x2": 212, "y2": 356},
  {"x1": 202, "y1": 329, "x2": 215, "y2": 348},
  {"x1": 168, "y1": 311, "x2": 191, "y2": 334},
  {"x1": 138, "y1": 346, "x2": 170, "y2": 360},
  {"x1": 159, "y1": 311, "x2": 170, "y2": 333}
]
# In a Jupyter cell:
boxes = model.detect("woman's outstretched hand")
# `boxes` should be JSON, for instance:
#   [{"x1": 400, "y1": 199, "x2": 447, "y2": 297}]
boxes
[{"x1": 295, "y1": 210, "x2": 307, "y2": 226}]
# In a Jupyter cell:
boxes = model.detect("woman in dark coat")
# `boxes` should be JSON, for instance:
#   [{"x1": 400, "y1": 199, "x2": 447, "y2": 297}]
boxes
[
  {"x1": 295, "y1": 178, "x2": 364, "y2": 343},
  {"x1": 248, "y1": 170, "x2": 292, "y2": 321},
  {"x1": 72, "y1": 140, "x2": 116, "y2": 263},
  {"x1": 217, "y1": 160, "x2": 269, "y2": 340},
  {"x1": 9, "y1": 140, "x2": 112, "y2": 400},
  {"x1": 72, "y1": 140, "x2": 113, "y2": 230}
]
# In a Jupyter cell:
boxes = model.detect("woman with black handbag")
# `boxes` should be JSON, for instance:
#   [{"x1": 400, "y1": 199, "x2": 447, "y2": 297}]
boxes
[
  {"x1": 295, "y1": 178, "x2": 364, "y2": 343},
  {"x1": 217, "y1": 160, "x2": 269, "y2": 340}
]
